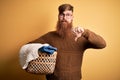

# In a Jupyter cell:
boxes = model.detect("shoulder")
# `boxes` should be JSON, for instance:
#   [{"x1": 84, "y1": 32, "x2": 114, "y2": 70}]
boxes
[
  {"x1": 44, "y1": 31, "x2": 58, "y2": 36},
  {"x1": 41, "y1": 31, "x2": 58, "y2": 38},
  {"x1": 47, "y1": 31, "x2": 56, "y2": 34}
]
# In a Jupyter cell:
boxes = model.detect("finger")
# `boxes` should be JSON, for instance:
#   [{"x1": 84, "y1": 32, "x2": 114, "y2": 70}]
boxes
[
  {"x1": 81, "y1": 28, "x2": 84, "y2": 32},
  {"x1": 78, "y1": 26, "x2": 84, "y2": 33}
]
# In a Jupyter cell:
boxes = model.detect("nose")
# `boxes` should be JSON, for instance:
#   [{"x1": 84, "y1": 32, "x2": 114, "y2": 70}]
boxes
[{"x1": 63, "y1": 15, "x2": 67, "y2": 20}]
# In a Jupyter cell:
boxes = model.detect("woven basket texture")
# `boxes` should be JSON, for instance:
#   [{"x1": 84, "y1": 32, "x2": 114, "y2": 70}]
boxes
[{"x1": 26, "y1": 51, "x2": 57, "y2": 74}]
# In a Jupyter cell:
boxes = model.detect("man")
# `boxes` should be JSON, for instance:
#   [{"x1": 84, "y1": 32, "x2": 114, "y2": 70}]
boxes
[{"x1": 29, "y1": 4, "x2": 106, "y2": 80}]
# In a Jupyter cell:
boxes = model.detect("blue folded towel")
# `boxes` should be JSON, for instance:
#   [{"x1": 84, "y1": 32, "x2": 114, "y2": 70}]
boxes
[{"x1": 38, "y1": 45, "x2": 57, "y2": 55}]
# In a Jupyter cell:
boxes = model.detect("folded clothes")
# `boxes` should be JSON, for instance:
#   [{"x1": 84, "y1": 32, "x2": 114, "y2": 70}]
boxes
[{"x1": 39, "y1": 45, "x2": 57, "y2": 54}]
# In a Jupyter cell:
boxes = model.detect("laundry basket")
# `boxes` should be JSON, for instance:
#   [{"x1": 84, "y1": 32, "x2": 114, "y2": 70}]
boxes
[{"x1": 25, "y1": 51, "x2": 57, "y2": 74}]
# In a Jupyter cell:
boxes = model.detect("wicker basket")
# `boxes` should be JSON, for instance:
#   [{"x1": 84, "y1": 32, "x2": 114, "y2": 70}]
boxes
[{"x1": 25, "y1": 51, "x2": 57, "y2": 74}]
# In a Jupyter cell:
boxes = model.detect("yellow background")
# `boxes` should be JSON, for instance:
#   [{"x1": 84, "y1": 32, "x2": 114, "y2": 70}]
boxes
[{"x1": 0, "y1": 0, "x2": 120, "y2": 80}]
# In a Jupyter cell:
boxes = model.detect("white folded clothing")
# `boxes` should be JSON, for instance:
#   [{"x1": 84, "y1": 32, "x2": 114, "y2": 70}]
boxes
[{"x1": 19, "y1": 43, "x2": 49, "y2": 69}]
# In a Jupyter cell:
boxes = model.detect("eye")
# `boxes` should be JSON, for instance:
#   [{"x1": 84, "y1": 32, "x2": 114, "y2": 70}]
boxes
[
  {"x1": 59, "y1": 13, "x2": 72, "y2": 17},
  {"x1": 59, "y1": 14, "x2": 64, "y2": 17},
  {"x1": 66, "y1": 14, "x2": 71, "y2": 16}
]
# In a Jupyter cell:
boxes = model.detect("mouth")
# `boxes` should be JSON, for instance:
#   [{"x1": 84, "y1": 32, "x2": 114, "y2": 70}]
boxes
[{"x1": 61, "y1": 20, "x2": 67, "y2": 23}]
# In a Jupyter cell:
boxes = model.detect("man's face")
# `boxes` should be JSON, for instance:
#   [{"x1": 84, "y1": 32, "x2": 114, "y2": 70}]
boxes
[
  {"x1": 56, "y1": 10, "x2": 73, "y2": 38},
  {"x1": 58, "y1": 10, "x2": 73, "y2": 23}
]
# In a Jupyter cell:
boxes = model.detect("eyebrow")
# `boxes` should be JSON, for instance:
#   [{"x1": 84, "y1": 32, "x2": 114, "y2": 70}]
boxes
[{"x1": 60, "y1": 12, "x2": 72, "y2": 15}]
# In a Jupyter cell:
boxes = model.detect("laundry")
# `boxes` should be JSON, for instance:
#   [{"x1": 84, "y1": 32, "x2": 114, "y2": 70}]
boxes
[
  {"x1": 38, "y1": 45, "x2": 57, "y2": 54},
  {"x1": 19, "y1": 43, "x2": 50, "y2": 69}
]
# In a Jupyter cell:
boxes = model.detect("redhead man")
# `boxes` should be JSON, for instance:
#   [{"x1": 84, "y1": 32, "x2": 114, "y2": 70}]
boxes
[{"x1": 29, "y1": 4, "x2": 106, "y2": 80}]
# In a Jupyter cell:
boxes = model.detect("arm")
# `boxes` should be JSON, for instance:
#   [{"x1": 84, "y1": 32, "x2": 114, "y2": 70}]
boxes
[
  {"x1": 82, "y1": 29, "x2": 106, "y2": 49},
  {"x1": 73, "y1": 27, "x2": 106, "y2": 49}
]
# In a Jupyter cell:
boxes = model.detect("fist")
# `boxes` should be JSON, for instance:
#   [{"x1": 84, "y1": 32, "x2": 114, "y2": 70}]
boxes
[{"x1": 72, "y1": 26, "x2": 84, "y2": 41}]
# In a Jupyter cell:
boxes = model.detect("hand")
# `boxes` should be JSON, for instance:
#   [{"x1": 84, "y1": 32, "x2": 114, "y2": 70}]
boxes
[{"x1": 72, "y1": 26, "x2": 84, "y2": 41}]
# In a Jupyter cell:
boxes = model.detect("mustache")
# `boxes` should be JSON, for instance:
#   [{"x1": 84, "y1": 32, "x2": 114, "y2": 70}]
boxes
[{"x1": 61, "y1": 20, "x2": 67, "y2": 22}]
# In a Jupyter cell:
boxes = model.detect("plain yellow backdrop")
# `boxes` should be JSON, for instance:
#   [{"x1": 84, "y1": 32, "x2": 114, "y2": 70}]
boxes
[{"x1": 0, "y1": 0, "x2": 120, "y2": 80}]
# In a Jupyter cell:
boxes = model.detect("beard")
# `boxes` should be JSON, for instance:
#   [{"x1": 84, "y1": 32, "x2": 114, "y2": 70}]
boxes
[{"x1": 56, "y1": 20, "x2": 73, "y2": 38}]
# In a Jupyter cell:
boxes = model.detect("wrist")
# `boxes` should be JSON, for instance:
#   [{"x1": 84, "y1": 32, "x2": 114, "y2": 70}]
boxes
[{"x1": 82, "y1": 29, "x2": 89, "y2": 39}]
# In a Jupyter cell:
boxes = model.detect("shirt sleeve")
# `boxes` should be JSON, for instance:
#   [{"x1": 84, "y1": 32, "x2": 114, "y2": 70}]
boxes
[{"x1": 82, "y1": 29, "x2": 106, "y2": 49}]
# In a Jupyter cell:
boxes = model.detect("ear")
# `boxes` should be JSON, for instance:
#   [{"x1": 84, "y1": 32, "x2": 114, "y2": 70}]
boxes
[
  {"x1": 71, "y1": 15, "x2": 74, "y2": 20},
  {"x1": 72, "y1": 15, "x2": 74, "y2": 19}
]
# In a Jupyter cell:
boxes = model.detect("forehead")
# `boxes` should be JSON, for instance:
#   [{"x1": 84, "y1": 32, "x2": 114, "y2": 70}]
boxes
[{"x1": 62, "y1": 10, "x2": 73, "y2": 14}]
